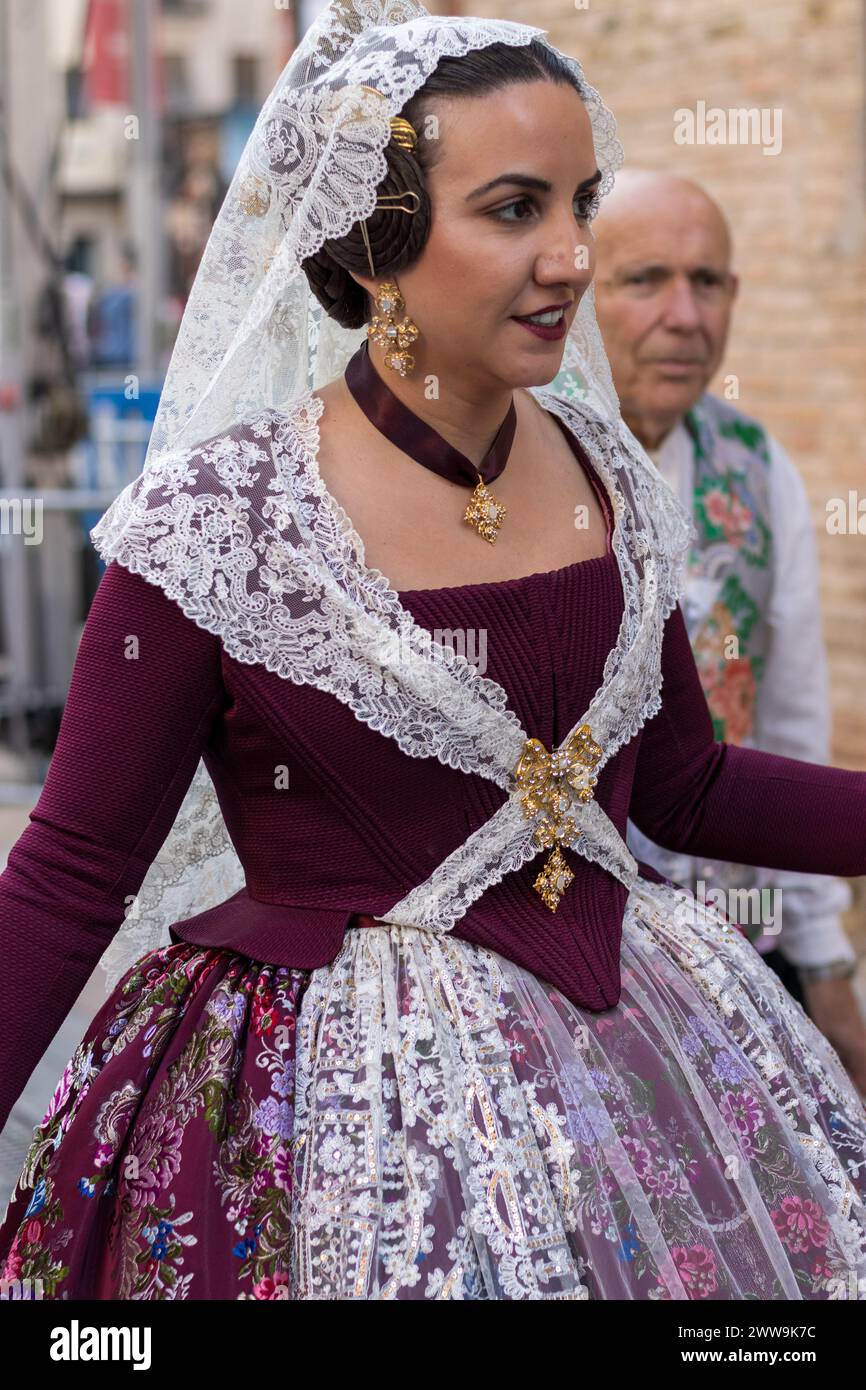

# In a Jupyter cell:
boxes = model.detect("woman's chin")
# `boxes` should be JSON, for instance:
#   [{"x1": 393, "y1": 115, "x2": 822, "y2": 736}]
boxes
[{"x1": 501, "y1": 348, "x2": 567, "y2": 390}]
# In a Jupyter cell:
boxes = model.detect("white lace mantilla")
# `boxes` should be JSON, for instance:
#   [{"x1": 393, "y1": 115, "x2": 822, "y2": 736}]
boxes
[{"x1": 91, "y1": 389, "x2": 694, "y2": 953}]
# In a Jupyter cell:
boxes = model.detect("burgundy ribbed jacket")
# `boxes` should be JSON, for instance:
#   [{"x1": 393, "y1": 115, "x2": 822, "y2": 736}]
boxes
[{"x1": 2, "y1": 519, "x2": 866, "y2": 1133}]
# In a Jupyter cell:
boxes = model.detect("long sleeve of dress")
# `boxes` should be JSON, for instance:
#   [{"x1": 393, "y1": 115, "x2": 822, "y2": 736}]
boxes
[
  {"x1": 0, "y1": 561, "x2": 226, "y2": 1135},
  {"x1": 629, "y1": 602, "x2": 866, "y2": 878}
]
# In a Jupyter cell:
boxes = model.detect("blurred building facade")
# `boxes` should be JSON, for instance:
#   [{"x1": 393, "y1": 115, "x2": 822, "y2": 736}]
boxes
[{"x1": 53, "y1": 0, "x2": 298, "y2": 333}]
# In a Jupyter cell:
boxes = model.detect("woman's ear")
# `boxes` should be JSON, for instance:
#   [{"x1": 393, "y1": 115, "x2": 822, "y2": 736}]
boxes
[
  {"x1": 346, "y1": 269, "x2": 379, "y2": 300},
  {"x1": 344, "y1": 270, "x2": 376, "y2": 324}
]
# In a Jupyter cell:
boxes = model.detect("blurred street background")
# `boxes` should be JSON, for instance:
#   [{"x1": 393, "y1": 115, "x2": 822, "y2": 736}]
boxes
[
  {"x1": 2, "y1": 0, "x2": 866, "y2": 1207},
  {"x1": 0, "y1": 0, "x2": 332, "y2": 1207}
]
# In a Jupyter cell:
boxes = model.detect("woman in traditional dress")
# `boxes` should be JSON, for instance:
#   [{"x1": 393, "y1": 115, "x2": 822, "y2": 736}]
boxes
[{"x1": 1, "y1": 1, "x2": 865, "y2": 1301}]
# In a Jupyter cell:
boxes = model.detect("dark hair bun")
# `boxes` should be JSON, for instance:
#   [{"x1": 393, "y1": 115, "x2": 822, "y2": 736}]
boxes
[{"x1": 300, "y1": 143, "x2": 431, "y2": 330}]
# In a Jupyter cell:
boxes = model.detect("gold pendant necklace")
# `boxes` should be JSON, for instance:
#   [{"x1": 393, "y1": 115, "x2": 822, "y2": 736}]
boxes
[
  {"x1": 464, "y1": 470, "x2": 507, "y2": 544},
  {"x1": 343, "y1": 342, "x2": 516, "y2": 546}
]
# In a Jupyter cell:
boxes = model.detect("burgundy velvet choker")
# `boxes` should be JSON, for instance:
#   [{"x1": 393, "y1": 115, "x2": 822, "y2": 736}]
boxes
[{"x1": 343, "y1": 338, "x2": 516, "y2": 543}]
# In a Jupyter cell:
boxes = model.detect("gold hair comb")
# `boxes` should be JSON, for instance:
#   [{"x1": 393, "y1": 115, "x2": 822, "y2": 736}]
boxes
[{"x1": 357, "y1": 85, "x2": 418, "y2": 152}]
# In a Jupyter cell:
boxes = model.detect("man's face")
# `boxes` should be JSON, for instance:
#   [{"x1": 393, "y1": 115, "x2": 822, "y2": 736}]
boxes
[{"x1": 593, "y1": 183, "x2": 738, "y2": 447}]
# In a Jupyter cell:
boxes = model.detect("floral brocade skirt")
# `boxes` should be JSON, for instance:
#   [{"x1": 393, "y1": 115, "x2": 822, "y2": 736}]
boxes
[{"x1": 2, "y1": 877, "x2": 866, "y2": 1301}]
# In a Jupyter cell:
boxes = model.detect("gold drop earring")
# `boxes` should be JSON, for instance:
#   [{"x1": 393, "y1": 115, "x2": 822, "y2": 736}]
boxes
[
  {"x1": 356, "y1": 101, "x2": 422, "y2": 378},
  {"x1": 365, "y1": 278, "x2": 420, "y2": 378}
]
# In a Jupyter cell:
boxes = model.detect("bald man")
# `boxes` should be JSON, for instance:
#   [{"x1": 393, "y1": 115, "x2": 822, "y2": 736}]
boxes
[{"x1": 552, "y1": 169, "x2": 866, "y2": 1094}]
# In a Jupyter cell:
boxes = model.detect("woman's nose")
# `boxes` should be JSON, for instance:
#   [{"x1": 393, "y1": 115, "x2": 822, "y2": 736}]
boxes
[{"x1": 538, "y1": 218, "x2": 594, "y2": 286}]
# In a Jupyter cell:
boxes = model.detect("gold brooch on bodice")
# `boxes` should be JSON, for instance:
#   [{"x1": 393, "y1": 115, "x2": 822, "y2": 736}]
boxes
[{"x1": 513, "y1": 724, "x2": 603, "y2": 911}]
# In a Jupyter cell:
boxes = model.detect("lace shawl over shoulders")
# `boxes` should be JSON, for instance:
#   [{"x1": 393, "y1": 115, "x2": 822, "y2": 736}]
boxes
[{"x1": 91, "y1": 390, "x2": 694, "y2": 786}]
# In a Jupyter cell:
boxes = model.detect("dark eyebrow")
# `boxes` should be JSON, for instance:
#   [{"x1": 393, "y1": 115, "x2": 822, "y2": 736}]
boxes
[{"x1": 465, "y1": 167, "x2": 602, "y2": 201}]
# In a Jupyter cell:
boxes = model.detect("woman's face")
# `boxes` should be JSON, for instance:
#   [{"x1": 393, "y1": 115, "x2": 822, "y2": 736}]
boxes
[{"x1": 357, "y1": 80, "x2": 600, "y2": 395}]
